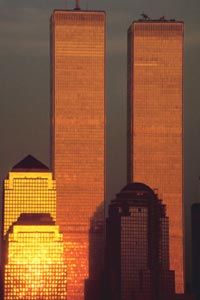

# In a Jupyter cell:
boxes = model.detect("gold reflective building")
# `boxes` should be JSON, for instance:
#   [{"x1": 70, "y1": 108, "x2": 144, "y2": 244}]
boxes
[
  {"x1": 3, "y1": 155, "x2": 56, "y2": 236},
  {"x1": 51, "y1": 9, "x2": 105, "y2": 300},
  {"x1": 128, "y1": 20, "x2": 184, "y2": 293},
  {"x1": 4, "y1": 214, "x2": 67, "y2": 300}
]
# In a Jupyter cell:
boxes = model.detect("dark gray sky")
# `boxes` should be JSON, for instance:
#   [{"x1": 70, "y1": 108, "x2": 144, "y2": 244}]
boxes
[{"x1": 0, "y1": 0, "x2": 200, "y2": 286}]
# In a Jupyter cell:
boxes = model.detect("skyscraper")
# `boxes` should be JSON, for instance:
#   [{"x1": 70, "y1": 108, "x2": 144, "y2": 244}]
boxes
[
  {"x1": 3, "y1": 155, "x2": 56, "y2": 236},
  {"x1": 127, "y1": 19, "x2": 184, "y2": 292},
  {"x1": 4, "y1": 213, "x2": 67, "y2": 300},
  {"x1": 51, "y1": 8, "x2": 105, "y2": 300},
  {"x1": 105, "y1": 182, "x2": 176, "y2": 300}
]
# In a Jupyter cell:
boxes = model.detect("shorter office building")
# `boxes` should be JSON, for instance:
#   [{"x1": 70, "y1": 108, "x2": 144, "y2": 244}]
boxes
[
  {"x1": 4, "y1": 213, "x2": 67, "y2": 300},
  {"x1": 3, "y1": 155, "x2": 56, "y2": 237},
  {"x1": 105, "y1": 182, "x2": 176, "y2": 300}
]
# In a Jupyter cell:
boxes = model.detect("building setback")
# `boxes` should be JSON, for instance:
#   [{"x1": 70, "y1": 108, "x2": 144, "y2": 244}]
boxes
[
  {"x1": 127, "y1": 20, "x2": 184, "y2": 293},
  {"x1": 51, "y1": 9, "x2": 105, "y2": 300}
]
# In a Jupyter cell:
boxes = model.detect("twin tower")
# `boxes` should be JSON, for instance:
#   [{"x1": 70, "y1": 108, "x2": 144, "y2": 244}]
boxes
[
  {"x1": 52, "y1": 9, "x2": 184, "y2": 300},
  {"x1": 4, "y1": 8, "x2": 184, "y2": 300}
]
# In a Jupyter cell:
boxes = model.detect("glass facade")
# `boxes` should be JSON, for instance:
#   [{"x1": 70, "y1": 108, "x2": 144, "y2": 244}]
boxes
[
  {"x1": 51, "y1": 10, "x2": 105, "y2": 300},
  {"x1": 4, "y1": 223, "x2": 67, "y2": 300},
  {"x1": 127, "y1": 21, "x2": 184, "y2": 293},
  {"x1": 4, "y1": 171, "x2": 56, "y2": 236}
]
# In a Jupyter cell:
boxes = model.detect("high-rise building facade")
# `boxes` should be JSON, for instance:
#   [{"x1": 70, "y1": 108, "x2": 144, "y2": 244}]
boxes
[
  {"x1": 106, "y1": 182, "x2": 176, "y2": 300},
  {"x1": 51, "y1": 9, "x2": 105, "y2": 300},
  {"x1": 127, "y1": 20, "x2": 184, "y2": 292},
  {"x1": 4, "y1": 213, "x2": 67, "y2": 300},
  {"x1": 3, "y1": 155, "x2": 56, "y2": 236}
]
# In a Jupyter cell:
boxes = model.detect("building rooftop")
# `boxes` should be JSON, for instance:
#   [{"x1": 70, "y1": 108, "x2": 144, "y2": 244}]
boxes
[
  {"x1": 15, "y1": 213, "x2": 55, "y2": 225},
  {"x1": 5, "y1": 213, "x2": 55, "y2": 238},
  {"x1": 137, "y1": 14, "x2": 177, "y2": 22},
  {"x1": 12, "y1": 155, "x2": 49, "y2": 172},
  {"x1": 121, "y1": 182, "x2": 156, "y2": 197},
  {"x1": 52, "y1": 9, "x2": 105, "y2": 15},
  {"x1": 109, "y1": 182, "x2": 164, "y2": 210}
]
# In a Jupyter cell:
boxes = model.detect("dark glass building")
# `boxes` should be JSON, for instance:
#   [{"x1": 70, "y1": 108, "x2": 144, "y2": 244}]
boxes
[
  {"x1": 84, "y1": 204, "x2": 104, "y2": 300},
  {"x1": 105, "y1": 182, "x2": 176, "y2": 300}
]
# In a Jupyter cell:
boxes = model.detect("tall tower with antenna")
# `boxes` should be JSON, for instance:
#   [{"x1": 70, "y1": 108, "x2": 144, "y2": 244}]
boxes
[
  {"x1": 51, "y1": 6, "x2": 106, "y2": 300},
  {"x1": 127, "y1": 20, "x2": 184, "y2": 293},
  {"x1": 75, "y1": 0, "x2": 80, "y2": 10}
]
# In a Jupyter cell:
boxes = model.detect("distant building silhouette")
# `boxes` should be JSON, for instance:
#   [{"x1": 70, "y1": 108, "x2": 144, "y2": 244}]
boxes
[
  {"x1": 3, "y1": 155, "x2": 56, "y2": 236},
  {"x1": 175, "y1": 294, "x2": 196, "y2": 300},
  {"x1": 3, "y1": 213, "x2": 67, "y2": 300},
  {"x1": 127, "y1": 20, "x2": 184, "y2": 293},
  {"x1": 105, "y1": 182, "x2": 176, "y2": 300},
  {"x1": 192, "y1": 203, "x2": 200, "y2": 300},
  {"x1": 51, "y1": 8, "x2": 106, "y2": 300},
  {"x1": 84, "y1": 204, "x2": 104, "y2": 300}
]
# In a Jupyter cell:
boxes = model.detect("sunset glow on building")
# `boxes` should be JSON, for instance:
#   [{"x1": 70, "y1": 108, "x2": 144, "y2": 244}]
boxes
[
  {"x1": 51, "y1": 9, "x2": 105, "y2": 300},
  {"x1": 128, "y1": 21, "x2": 184, "y2": 292},
  {"x1": 4, "y1": 214, "x2": 67, "y2": 300},
  {"x1": 3, "y1": 155, "x2": 56, "y2": 236}
]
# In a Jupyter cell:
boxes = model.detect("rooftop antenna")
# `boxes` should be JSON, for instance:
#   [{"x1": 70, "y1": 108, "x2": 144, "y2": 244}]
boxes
[
  {"x1": 141, "y1": 13, "x2": 150, "y2": 20},
  {"x1": 159, "y1": 16, "x2": 166, "y2": 21},
  {"x1": 75, "y1": 0, "x2": 80, "y2": 10}
]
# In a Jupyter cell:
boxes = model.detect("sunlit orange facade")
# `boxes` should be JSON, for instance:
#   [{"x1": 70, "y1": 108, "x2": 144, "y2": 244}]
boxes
[
  {"x1": 51, "y1": 10, "x2": 105, "y2": 300},
  {"x1": 128, "y1": 21, "x2": 184, "y2": 293},
  {"x1": 3, "y1": 156, "x2": 56, "y2": 236},
  {"x1": 4, "y1": 216, "x2": 67, "y2": 300}
]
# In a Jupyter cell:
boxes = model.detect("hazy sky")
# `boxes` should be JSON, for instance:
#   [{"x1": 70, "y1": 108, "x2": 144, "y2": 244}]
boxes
[{"x1": 0, "y1": 0, "x2": 200, "y2": 285}]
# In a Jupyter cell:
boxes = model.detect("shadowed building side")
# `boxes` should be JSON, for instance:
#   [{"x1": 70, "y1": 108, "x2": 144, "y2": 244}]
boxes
[
  {"x1": 191, "y1": 203, "x2": 200, "y2": 300},
  {"x1": 84, "y1": 203, "x2": 105, "y2": 300},
  {"x1": 105, "y1": 182, "x2": 176, "y2": 300},
  {"x1": 51, "y1": 9, "x2": 106, "y2": 300},
  {"x1": 127, "y1": 20, "x2": 184, "y2": 293}
]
